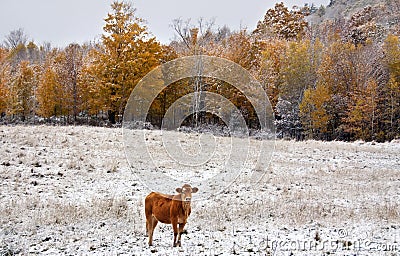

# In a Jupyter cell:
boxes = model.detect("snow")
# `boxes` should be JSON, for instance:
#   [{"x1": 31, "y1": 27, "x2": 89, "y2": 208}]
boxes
[{"x1": 0, "y1": 125, "x2": 399, "y2": 255}]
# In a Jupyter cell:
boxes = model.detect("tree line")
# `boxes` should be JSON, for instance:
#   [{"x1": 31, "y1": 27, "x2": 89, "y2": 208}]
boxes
[{"x1": 0, "y1": 1, "x2": 399, "y2": 142}]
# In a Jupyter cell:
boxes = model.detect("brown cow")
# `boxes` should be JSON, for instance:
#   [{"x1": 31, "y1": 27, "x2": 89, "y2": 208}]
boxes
[{"x1": 145, "y1": 184, "x2": 199, "y2": 247}]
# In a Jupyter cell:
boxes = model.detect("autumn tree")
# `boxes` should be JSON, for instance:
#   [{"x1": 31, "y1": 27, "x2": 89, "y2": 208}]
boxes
[
  {"x1": 88, "y1": 1, "x2": 163, "y2": 124},
  {"x1": 297, "y1": 19, "x2": 330, "y2": 139},
  {"x1": 167, "y1": 22, "x2": 265, "y2": 128},
  {"x1": 49, "y1": 50, "x2": 71, "y2": 119},
  {"x1": 381, "y1": 75, "x2": 400, "y2": 139},
  {"x1": 383, "y1": 34, "x2": 400, "y2": 82},
  {"x1": 316, "y1": 38, "x2": 361, "y2": 139},
  {"x1": 257, "y1": 39, "x2": 287, "y2": 110},
  {"x1": 167, "y1": 19, "x2": 223, "y2": 127},
  {"x1": 37, "y1": 65, "x2": 59, "y2": 118},
  {"x1": 275, "y1": 39, "x2": 321, "y2": 139},
  {"x1": 62, "y1": 44, "x2": 84, "y2": 122},
  {"x1": 300, "y1": 83, "x2": 331, "y2": 139},
  {"x1": 78, "y1": 48, "x2": 103, "y2": 117},
  {"x1": 26, "y1": 41, "x2": 41, "y2": 63},
  {"x1": 344, "y1": 78, "x2": 379, "y2": 141},
  {"x1": 222, "y1": 30, "x2": 259, "y2": 71},
  {"x1": 0, "y1": 47, "x2": 10, "y2": 115},
  {"x1": 8, "y1": 61, "x2": 36, "y2": 121},
  {"x1": 254, "y1": 2, "x2": 308, "y2": 40},
  {"x1": 379, "y1": 34, "x2": 400, "y2": 139}
]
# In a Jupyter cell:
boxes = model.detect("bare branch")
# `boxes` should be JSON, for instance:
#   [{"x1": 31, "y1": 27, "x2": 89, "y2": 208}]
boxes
[
  {"x1": 171, "y1": 18, "x2": 191, "y2": 49},
  {"x1": 4, "y1": 28, "x2": 28, "y2": 49}
]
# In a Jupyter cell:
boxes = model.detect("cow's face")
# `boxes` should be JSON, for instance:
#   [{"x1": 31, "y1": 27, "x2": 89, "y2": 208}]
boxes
[{"x1": 176, "y1": 184, "x2": 198, "y2": 202}]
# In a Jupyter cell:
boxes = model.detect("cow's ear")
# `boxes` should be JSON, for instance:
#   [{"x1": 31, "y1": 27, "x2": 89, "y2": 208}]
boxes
[
  {"x1": 192, "y1": 187, "x2": 199, "y2": 193},
  {"x1": 176, "y1": 188, "x2": 182, "y2": 193}
]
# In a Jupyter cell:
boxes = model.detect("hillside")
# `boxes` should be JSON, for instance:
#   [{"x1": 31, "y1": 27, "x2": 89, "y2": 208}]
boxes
[{"x1": 308, "y1": 0, "x2": 399, "y2": 36}]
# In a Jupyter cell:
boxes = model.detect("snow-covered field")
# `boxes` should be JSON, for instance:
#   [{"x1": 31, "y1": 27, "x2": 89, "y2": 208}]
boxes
[{"x1": 0, "y1": 125, "x2": 399, "y2": 255}]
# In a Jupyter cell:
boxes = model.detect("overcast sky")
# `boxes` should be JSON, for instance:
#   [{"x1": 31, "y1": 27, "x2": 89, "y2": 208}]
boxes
[{"x1": 0, "y1": 0, "x2": 330, "y2": 47}]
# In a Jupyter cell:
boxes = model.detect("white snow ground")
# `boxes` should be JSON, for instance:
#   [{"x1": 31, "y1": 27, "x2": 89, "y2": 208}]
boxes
[{"x1": 0, "y1": 125, "x2": 399, "y2": 255}]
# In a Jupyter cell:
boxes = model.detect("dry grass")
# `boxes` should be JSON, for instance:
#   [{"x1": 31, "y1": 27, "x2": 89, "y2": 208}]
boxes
[{"x1": 0, "y1": 125, "x2": 399, "y2": 254}]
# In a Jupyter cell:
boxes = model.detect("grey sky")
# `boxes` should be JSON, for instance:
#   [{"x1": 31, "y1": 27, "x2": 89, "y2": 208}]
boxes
[{"x1": 0, "y1": 0, "x2": 330, "y2": 47}]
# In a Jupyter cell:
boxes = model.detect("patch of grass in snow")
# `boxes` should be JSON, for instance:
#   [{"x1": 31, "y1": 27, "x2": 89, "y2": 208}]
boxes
[{"x1": 0, "y1": 195, "x2": 138, "y2": 228}]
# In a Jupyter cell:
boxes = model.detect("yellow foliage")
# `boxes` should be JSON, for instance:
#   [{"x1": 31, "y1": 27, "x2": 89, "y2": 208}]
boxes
[
  {"x1": 86, "y1": 1, "x2": 163, "y2": 123},
  {"x1": 258, "y1": 39, "x2": 287, "y2": 109},
  {"x1": 8, "y1": 61, "x2": 36, "y2": 119},
  {"x1": 344, "y1": 78, "x2": 379, "y2": 140},
  {"x1": 255, "y1": 2, "x2": 308, "y2": 40},
  {"x1": 37, "y1": 67, "x2": 58, "y2": 118},
  {"x1": 0, "y1": 48, "x2": 10, "y2": 114},
  {"x1": 383, "y1": 34, "x2": 400, "y2": 82},
  {"x1": 300, "y1": 83, "x2": 331, "y2": 138}
]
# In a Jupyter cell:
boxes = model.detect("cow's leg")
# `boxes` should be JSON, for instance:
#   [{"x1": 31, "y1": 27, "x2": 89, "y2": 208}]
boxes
[
  {"x1": 172, "y1": 219, "x2": 179, "y2": 247},
  {"x1": 148, "y1": 216, "x2": 158, "y2": 246},
  {"x1": 177, "y1": 223, "x2": 186, "y2": 247},
  {"x1": 144, "y1": 200, "x2": 152, "y2": 238}
]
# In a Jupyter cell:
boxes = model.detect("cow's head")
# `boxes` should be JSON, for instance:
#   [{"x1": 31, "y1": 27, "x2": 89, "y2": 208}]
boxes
[{"x1": 176, "y1": 184, "x2": 198, "y2": 202}]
